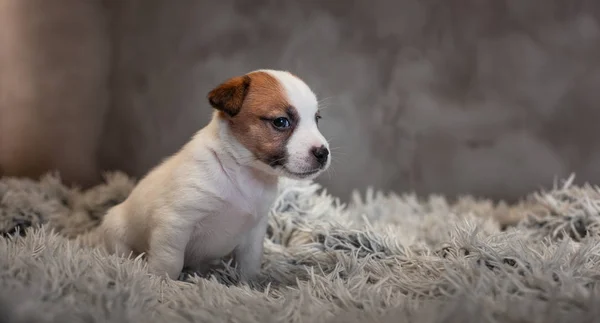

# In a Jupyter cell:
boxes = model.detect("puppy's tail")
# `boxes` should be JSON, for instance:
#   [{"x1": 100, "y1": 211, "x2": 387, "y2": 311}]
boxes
[{"x1": 72, "y1": 207, "x2": 134, "y2": 258}]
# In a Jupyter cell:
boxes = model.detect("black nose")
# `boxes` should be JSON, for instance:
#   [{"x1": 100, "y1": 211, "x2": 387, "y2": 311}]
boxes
[{"x1": 311, "y1": 145, "x2": 329, "y2": 165}]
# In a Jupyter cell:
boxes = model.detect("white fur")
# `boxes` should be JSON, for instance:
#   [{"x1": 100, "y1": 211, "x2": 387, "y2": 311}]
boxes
[{"x1": 93, "y1": 71, "x2": 330, "y2": 281}]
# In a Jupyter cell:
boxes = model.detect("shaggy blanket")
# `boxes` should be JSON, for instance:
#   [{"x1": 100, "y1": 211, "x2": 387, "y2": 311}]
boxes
[{"x1": 1, "y1": 173, "x2": 600, "y2": 323}]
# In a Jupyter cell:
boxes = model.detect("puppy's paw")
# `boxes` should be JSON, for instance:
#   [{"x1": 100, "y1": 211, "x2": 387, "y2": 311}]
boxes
[
  {"x1": 238, "y1": 267, "x2": 268, "y2": 285},
  {"x1": 241, "y1": 271, "x2": 273, "y2": 290}
]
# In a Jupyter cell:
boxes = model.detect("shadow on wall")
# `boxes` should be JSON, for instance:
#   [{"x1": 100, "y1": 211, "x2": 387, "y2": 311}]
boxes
[{"x1": 1, "y1": 0, "x2": 600, "y2": 202}]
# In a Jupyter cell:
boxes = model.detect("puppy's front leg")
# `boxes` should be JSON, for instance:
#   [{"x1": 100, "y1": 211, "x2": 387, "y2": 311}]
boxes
[
  {"x1": 233, "y1": 215, "x2": 269, "y2": 283},
  {"x1": 147, "y1": 223, "x2": 192, "y2": 280}
]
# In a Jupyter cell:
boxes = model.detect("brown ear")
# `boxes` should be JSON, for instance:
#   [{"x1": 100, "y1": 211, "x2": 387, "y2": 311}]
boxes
[{"x1": 207, "y1": 75, "x2": 251, "y2": 117}]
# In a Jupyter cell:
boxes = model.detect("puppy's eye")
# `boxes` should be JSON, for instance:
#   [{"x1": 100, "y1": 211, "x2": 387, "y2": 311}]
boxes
[
  {"x1": 315, "y1": 115, "x2": 322, "y2": 124},
  {"x1": 272, "y1": 117, "x2": 291, "y2": 129}
]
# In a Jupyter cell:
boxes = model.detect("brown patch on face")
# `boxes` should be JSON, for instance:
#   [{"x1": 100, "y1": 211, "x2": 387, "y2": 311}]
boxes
[{"x1": 207, "y1": 71, "x2": 297, "y2": 167}]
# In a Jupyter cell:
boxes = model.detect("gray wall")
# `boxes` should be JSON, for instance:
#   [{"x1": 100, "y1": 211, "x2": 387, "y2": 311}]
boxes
[{"x1": 1, "y1": 0, "x2": 600, "y2": 202}]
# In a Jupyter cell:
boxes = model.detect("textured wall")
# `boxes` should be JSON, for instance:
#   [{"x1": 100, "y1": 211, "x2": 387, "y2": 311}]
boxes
[
  {"x1": 0, "y1": 0, "x2": 110, "y2": 187},
  {"x1": 1, "y1": 0, "x2": 600, "y2": 202}
]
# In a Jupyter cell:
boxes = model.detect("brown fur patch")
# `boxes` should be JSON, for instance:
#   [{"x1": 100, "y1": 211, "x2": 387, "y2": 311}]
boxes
[
  {"x1": 210, "y1": 71, "x2": 296, "y2": 166},
  {"x1": 207, "y1": 75, "x2": 251, "y2": 117}
]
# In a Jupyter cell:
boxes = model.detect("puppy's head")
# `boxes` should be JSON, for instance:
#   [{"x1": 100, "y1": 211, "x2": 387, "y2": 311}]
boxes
[{"x1": 208, "y1": 69, "x2": 330, "y2": 180}]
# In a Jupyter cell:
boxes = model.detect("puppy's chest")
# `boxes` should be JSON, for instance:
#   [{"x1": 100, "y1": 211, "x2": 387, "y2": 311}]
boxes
[
  {"x1": 185, "y1": 203, "x2": 267, "y2": 264},
  {"x1": 216, "y1": 168, "x2": 276, "y2": 215},
  {"x1": 184, "y1": 178, "x2": 276, "y2": 263}
]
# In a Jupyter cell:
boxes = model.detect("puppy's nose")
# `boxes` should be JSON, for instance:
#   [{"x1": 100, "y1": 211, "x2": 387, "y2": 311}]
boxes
[{"x1": 311, "y1": 145, "x2": 329, "y2": 165}]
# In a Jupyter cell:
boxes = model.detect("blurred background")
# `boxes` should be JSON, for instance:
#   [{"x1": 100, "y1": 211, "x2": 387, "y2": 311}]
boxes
[{"x1": 1, "y1": 0, "x2": 599, "y2": 203}]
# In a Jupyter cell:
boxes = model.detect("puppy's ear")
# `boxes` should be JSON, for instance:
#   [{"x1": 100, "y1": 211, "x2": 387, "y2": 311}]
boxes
[{"x1": 207, "y1": 75, "x2": 251, "y2": 117}]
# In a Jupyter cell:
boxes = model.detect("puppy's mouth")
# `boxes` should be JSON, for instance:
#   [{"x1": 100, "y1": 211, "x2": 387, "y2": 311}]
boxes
[{"x1": 282, "y1": 167, "x2": 321, "y2": 178}]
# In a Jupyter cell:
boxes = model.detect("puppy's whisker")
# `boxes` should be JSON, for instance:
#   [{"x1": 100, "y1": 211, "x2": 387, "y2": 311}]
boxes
[
  {"x1": 317, "y1": 96, "x2": 335, "y2": 105},
  {"x1": 326, "y1": 165, "x2": 337, "y2": 178},
  {"x1": 329, "y1": 152, "x2": 348, "y2": 158},
  {"x1": 318, "y1": 106, "x2": 337, "y2": 114}
]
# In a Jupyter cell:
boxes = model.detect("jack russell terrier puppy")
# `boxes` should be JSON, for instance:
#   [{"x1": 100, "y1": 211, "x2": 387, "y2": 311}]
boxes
[{"x1": 87, "y1": 69, "x2": 331, "y2": 282}]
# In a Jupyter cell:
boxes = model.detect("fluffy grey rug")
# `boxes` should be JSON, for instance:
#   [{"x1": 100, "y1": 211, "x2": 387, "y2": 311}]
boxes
[{"x1": 1, "y1": 172, "x2": 600, "y2": 322}]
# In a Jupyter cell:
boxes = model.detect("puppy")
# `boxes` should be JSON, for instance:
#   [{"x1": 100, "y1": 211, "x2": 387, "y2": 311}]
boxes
[{"x1": 90, "y1": 69, "x2": 331, "y2": 281}]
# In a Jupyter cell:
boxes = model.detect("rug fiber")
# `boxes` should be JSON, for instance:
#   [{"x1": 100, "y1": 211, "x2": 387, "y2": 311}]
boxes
[{"x1": 1, "y1": 173, "x2": 600, "y2": 323}]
